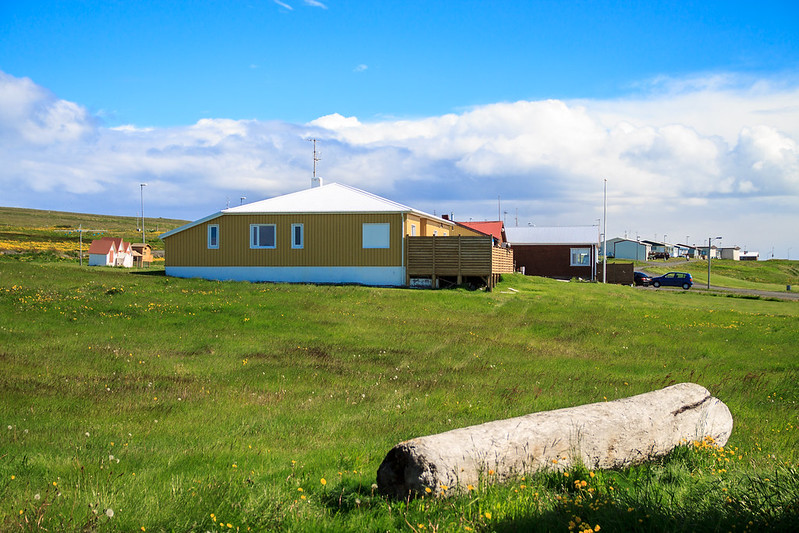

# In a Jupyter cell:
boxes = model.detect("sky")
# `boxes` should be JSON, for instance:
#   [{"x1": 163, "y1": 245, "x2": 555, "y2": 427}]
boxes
[{"x1": 1, "y1": 0, "x2": 798, "y2": 258}]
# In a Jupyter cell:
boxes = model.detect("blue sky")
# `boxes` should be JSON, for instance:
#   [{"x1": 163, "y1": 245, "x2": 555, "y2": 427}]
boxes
[{"x1": 1, "y1": 0, "x2": 798, "y2": 257}]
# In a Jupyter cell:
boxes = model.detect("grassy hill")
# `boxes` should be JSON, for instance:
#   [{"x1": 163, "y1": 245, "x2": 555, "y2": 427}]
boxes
[
  {"x1": 0, "y1": 206, "x2": 189, "y2": 258},
  {"x1": 1, "y1": 255, "x2": 797, "y2": 531}
]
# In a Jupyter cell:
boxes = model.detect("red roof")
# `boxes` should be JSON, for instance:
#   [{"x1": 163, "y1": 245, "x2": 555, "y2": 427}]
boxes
[
  {"x1": 88, "y1": 237, "x2": 131, "y2": 254},
  {"x1": 457, "y1": 221, "x2": 505, "y2": 242}
]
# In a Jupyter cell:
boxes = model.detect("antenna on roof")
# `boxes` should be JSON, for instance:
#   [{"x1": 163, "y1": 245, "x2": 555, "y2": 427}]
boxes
[{"x1": 308, "y1": 138, "x2": 323, "y2": 188}]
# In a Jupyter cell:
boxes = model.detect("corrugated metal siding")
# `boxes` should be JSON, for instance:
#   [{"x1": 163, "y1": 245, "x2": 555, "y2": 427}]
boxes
[{"x1": 164, "y1": 213, "x2": 403, "y2": 267}]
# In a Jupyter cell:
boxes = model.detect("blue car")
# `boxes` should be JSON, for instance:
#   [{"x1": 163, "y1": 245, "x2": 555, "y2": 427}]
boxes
[{"x1": 650, "y1": 272, "x2": 693, "y2": 289}]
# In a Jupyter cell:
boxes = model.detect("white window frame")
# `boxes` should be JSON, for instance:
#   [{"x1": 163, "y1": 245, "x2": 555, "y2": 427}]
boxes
[
  {"x1": 291, "y1": 223, "x2": 304, "y2": 249},
  {"x1": 250, "y1": 224, "x2": 277, "y2": 249},
  {"x1": 410, "y1": 224, "x2": 417, "y2": 236},
  {"x1": 207, "y1": 224, "x2": 219, "y2": 249},
  {"x1": 570, "y1": 247, "x2": 591, "y2": 267},
  {"x1": 362, "y1": 223, "x2": 391, "y2": 249}
]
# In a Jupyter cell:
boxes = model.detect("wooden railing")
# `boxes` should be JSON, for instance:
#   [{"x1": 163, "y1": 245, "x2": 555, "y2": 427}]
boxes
[{"x1": 406, "y1": 236, "x2": 514, "y2": 287}]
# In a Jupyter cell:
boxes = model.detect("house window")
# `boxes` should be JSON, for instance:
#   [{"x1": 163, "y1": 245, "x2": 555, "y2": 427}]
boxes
[
  {"x1": 362, "y1": 223, "x2": 390, "y2": 249},
  {"x1": 570, "y1": 247, "x2": 591, "y2": 266},
  {"x1": 411, "y1": 224, "x2": 417, "y2": 236},
  {"x1": 208, "y1": 224, "x2": 219, "y2": 249},
  {"x1": 291, "y1": 223, "x2": 304, "y2": 249},
  {"x1": 250, "y1": 224, "x2": 276, "y2": 249}
]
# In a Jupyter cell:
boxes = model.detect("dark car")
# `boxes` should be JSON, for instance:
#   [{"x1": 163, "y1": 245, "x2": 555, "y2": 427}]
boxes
[
  {"x1": 634, "y1": 271, "x2": 651, "y2": 286},
  {"x1": 650, "y1": 272, "x2": 693, "y2": 289}
]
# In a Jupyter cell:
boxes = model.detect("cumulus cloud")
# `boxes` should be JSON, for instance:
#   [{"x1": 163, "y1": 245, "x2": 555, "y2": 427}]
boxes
[{"x1": 1, "y1": 69, "x2": 797, "y2": 255}]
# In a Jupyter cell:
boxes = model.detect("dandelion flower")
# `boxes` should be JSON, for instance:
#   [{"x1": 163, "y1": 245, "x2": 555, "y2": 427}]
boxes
[
  {"x1": 320, "y1": 478, "x2": 327, "y2": 486},
  {"x1": 106, "y1": 509, "x2": 114, "y2": 518},
  {"x1": 425, "y1": 487, "x2": 432, "y2": 494},
  {"x1": 484, "y1": 512, "x2": 492, "y2": 520}
]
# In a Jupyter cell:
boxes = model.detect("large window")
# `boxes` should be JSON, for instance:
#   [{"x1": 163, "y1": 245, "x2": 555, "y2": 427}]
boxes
[
  {"x1": 362, "y1": 223, "x2": 390, "y2": 249},
  {"x1": 291, "y1": 223, "x2": 304, "y2": 249},
  {"x1": 570, "y1": 247, "x2": 591, "y2": 266},
  {"x1": 250, "y1": 224, "x2": 276, "y2": 249},
  {"x1": 207, "y1": 224, "x2": 219, "y2": 249}
]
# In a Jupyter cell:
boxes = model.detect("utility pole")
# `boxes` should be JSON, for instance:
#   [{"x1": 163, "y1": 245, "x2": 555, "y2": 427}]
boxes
[
  {"x1": 140, "y1": 183, "x2": 147, "y2": 245},
  {"x1": 707, "y1": 236, "x2": 722, "y2": 289},
  {"x1": 602, "y1": 179, "x2": 607, "y2": 284}
]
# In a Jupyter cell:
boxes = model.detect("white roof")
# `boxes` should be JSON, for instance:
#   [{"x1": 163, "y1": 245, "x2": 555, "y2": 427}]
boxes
[
  {"x1": 224, "y1": 182, "x2": 419, "y2": 214},
  {"x1": 505, "y1": 226, "x2": 598, "y2": 245},
  {"x1": 160, "y1": 182, "x2": 449, "y2": 239}
]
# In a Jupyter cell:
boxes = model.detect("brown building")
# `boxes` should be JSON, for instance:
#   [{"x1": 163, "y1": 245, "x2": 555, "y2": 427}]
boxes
[{"x1": 505, "y1": 226, "x2": 599, "y2": 280}]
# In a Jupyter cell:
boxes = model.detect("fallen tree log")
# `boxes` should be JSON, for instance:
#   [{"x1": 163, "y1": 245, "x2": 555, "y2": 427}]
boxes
[{"x1": 376, "y1": 383, "x2": 732, "y2": 498}]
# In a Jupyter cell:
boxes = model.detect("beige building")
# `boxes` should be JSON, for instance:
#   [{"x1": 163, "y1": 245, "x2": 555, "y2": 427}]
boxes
[{"x1": 160, "y1": 182, "x2": 455, "y2": 286}]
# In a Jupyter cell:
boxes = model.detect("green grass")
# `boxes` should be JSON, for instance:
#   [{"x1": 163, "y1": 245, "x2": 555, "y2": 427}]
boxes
[{"x1": 1, "y1": 257, "x2": 797, "y2": 531}]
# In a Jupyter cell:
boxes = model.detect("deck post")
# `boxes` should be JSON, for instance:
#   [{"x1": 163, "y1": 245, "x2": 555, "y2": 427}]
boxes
[
  {"x1": 431, "y1": 235, "x2": 437, "y2": 289},
  {"x1": 456, "y1": 236, "x2": 462, "y2": 285}
]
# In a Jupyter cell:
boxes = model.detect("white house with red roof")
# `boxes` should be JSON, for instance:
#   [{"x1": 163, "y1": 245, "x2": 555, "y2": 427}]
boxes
[{"x1": 88, "y1": 237, "x2": 134, "y2": 267}]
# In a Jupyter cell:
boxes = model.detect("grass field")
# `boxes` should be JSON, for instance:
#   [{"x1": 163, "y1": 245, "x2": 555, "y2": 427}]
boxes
[
  {"x1": 0, "y1": 206, "x2": 189, "y2": 258},
  {"x1": 1, "y1": 251, "x2": 797, "y2": 531}
]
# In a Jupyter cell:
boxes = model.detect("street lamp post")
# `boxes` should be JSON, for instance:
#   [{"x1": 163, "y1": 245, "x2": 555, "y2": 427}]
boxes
[
  {"x1": 140, "y1": 183, "x2": 147, "y2": 245},
  {"x1": 707, "y1": 236, "x2": 722, "y2": 289},
  {"x1": 602, "y1": 179, "x2": 607, "y2": 283}
]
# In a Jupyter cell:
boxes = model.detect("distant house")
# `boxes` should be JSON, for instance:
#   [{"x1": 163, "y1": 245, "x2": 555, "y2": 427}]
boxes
[
  {"x1": 697, "y1": 245, "x2": 721, "y2": 260},
  {"x1": 675, "y1": 244, "x2": 700, "y2": 259},
  {"x1": 720, "y1": 246, "x2": 741, "y2": 261},
  {"x1": 505, "y1": 226, "x2": 599, "y2": 280},
  {"x1": 88, "y1": 237, "x2": 133, "y2": 267},
  {"x1": 605, "y1": 237, "x2": 650, "y2": 261},
  {"x1": 452, "y1": 220, "x2": 506, "y2": 245},
  {"x1": 159, "y1": 181, "x2": 457, "y2": 286},
  {"x1": 131, "y1": 243, "x2": 153, "y2": 267},
  {"x1": 740, "y1": 251, "x2": 759, "y2": 261},
  {"x1": 642, "y1": 240, "x2": 674, "y2": 259}
]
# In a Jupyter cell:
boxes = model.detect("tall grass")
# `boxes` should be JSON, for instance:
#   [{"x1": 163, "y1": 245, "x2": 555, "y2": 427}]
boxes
[{"x1": 1, "y1": 259, "x2": 797, "y2": 531}]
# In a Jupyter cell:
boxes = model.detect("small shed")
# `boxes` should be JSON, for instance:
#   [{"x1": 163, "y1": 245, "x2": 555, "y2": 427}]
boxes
[
  {"x1": 131, "y1": 243, "x2": 153, "y2": 267},
  {"x1": 605, "y1": 237, "x2": 650, "y2": 261},
  {"x1": 720, "y1": 246, "x2": 741, "y2": 261}
]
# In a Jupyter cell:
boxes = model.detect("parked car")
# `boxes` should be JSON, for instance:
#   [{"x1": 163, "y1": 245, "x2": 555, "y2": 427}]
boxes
[
  {"x1": 650, "y1": 272, "x2": 693, "y2": 289},
  {"x1": 634, "y1": 271, "x2": 651, "y2": 286}
]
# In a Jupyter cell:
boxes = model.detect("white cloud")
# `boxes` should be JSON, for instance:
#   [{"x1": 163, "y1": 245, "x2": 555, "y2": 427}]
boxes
[
  {"x1": 1, "y1": 70, "x2": 797, "y2": 256},
  {"x1": 304, "y1": 0, "x2": 327, "y2": 8},
  {"x1": 273, "y1": 0, "x2": 293, "y2": 11},
  {"x1": 354, "y1": 64, "x2": 368, "y2": 73}
]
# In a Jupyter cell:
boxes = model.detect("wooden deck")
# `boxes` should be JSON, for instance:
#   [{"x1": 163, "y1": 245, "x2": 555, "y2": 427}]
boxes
[{"x1": 406, "y1": 236, "x2": 514, "y2": 288}]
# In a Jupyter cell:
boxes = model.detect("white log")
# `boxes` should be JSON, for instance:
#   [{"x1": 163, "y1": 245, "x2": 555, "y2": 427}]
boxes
[{"x1": 376, "y1": 383, "x2": 732, "y2": 498}]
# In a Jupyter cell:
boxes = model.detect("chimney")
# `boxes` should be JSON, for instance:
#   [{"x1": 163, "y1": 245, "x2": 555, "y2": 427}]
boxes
[
  {"x1": 442, "y1": 214, "x2": 449, "y2": 220},
  {"x1": 311, "y1": 177, "x2": 323, "y2": 188}
]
